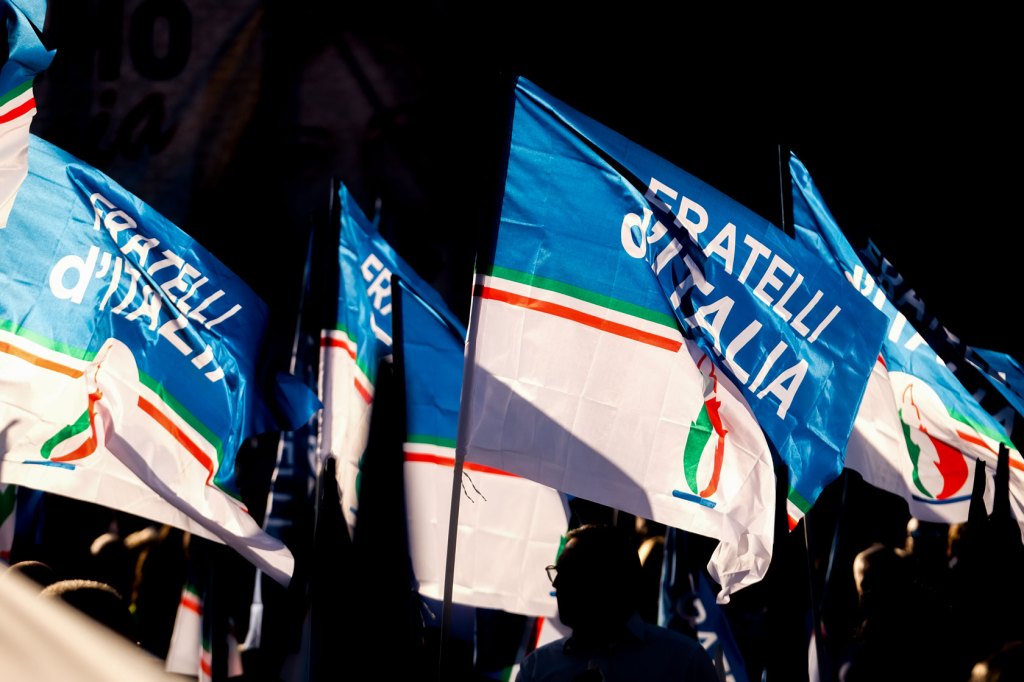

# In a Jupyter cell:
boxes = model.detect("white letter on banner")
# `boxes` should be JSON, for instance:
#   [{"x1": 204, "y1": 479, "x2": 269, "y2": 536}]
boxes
[
  {"x1": 773, "y1": 273, "x2": 804, "y2": 322},
  {"x1": 748, "y1": 341, "x2": 788, "y2": 393},
  {"x1": 685, "y1": 294, "x2": 734, "y2": 353},
  {"x1": 121, "y1": 235, "x2": 160, "y2": 269},
  {"x1": 104, "y1": 209, "x2": 138, "y2": 242},
  {"x1": 645, "y1": 178, "x2": 678, "y2": 214},
  {"x1": 737, "y1": 235, "x2": 770, "y2": 284},
  {"x1": 670, "y1": 255, "x2": 715, "y2": 309},
  {"x1": 125, "y1": 285, "x2": 163, "y2": 331},
  {"x1": 752, "y1": 255, "x2": 794, "y2": 308},
  {"x1": 621, "y1": 208, "x2": 651, "y2": 258},
  {"x1": 110, "y1": 265, "x2": 141, "y2": 315},
  {"x1": 361, "y1": 253, "x2": 384, "y2": 282},
  {"x1": 724, "y1": 320, "x2": 762, "y2": 384},
  {"x1": 756, "y1": 359, "x2": 808, "y2": 420},
  {"x1": 90, "y1": 193, "x2": 115, "y2": 231},
  {"x1": 49, "y1": 247, "x2": 100, "y2": 304},
  {"x1": 366, "y1": 269, "x2": 393, "y2": 315},
  {"x1": 675, "y1": 197, "x2": 708, "y2": 241},
  {"x1": 703, "y1": 222, "x2": 737, "y2": 274},
  {"x1": 159, "y1": 315, "x2": 193, "y2": 356}
]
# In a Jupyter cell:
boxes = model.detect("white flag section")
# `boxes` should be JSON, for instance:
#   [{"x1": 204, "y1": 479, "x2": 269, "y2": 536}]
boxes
[
  {"x1": 0, "y1": 334, "x2": 294, "y2": 584},
  {"x1": 845, "y1": 359, "x2": 998, "y2": 524},
  {"x1": 165, "y1": 583, "x2": 243, "y2": 680},
  {"x1": 462, "y1": 275, "x2": 776, "y2": 602},
  {"x1": 396, "y1": 276, "x2": 571, "y2": 617},
  {"x1": 165, "y1": 584, "x2": 204, "y2": 676},
  {"x1": 404, "y1": 447, "x2": 569, "y2": 617},
  {"x1": 0, "y1": 0, "x2": 53, "y2": 228}
]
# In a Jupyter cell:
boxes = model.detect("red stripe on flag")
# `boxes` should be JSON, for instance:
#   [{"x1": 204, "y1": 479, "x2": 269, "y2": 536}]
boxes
[
  {"x1": 321, "y1": 336, "x2": 356, "y2": 359},
  {"x1": 405, "y1": 451, "x2": 519, "y2": 477},
  {"x1": 787, "y1": 514, "x2": 799, "y2": 531},
  {"x1": 200, "y1": 658, "x2": 212, "y2": 676},
  {"x1": 353, "y1": 378, "x2": 372, "y2": 404},
  {"x1": 0, "y1": 97, "x2": 35, "y2": 124},
  {"x1": 953, "y1": 429, "x2": 1024, "y2": 472},
  {"x1": 475, "y1": 285, "x2": 681, "y2": 352},
  {"x1": 181, "y1": 595, "x2": 202, "y2": 615},
  {"x1": 0, "y1": 340, "x2": 85, "y2": 378},
  {"x1": 137, "y1": 396, "x2": 216, "y2": 485}
]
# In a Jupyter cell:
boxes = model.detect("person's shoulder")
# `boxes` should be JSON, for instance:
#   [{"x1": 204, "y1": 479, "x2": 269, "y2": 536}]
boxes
[
  {"x1": 636, "y1": 621, "x2": 718, "y2": 680},
  {"x1": 638, "y1": 620, "x2": 704, "y2": 650},
  {"x1": 516, "y1": 637, "x2": 571, "y2": 682}
]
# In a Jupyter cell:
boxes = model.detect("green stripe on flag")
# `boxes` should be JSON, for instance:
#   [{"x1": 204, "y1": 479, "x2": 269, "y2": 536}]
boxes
[
  {"x1": 406, "y1": 434, "x2": 457, "y2": 449},
  {"x1": 0, "y1": 319, "x2": 239, "y2": 499},
  {"x1": 0, "y1": 80, "x2": 32, "y2": 108},
  {"x1": 40, "y1": 407, "x2": 92, "y2": 459},
  {"x1": 0, "y1": 486, "x2": 16, "y2": 524},
  {"x1": 948, "y1": 407, "x2": 1016, "y2": 450},
  {"x1": 327, "y1": 324, "x2": 378, "y2": 383},
  {"x1": 0, "y1": 319, "x2": 96, "y2": 361},
  {"x1": 482, "y1": 265, "x2": 679, "y2": 329},
  {"x1": 787, "y1": 486, "x2": 812, "y2": 514}
]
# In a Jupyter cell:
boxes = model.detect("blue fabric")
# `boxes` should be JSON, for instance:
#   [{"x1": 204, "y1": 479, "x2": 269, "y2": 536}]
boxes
[
  {"x1": 493, "y1": 78, "x2": 887, "y2": 513},
  {"x1": 1, "y1": 135, "x2": 318, "y2": 492}
]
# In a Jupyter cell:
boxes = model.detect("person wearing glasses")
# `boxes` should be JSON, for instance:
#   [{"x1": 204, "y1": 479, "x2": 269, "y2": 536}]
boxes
[{"x1": 517, "y1": 524, "x2": 716, "y2": 681}]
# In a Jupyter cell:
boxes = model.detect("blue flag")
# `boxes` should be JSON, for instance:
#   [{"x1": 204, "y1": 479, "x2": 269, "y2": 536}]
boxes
[
  {"x1": 967, "y1": 348, "x2": 1024, "y2": 420},
  {"x1": 0, "y1": 135, "x2": 318, "y2": 583},
  {"x1": 660, "y1": 528, "x2": 750, "y2": 682},
  {"x1": 319, "y1": 183, "x2": 459, "y2": 536},
  {"x1": 468, "y1": 78, "x2": 886, "y2": 527},
  {"x1": 791, "y1": 152, "x2": 1024, "y2": 528},
  {"x1": 1, "y1": 0, "x2": 55, "y2": 228}
]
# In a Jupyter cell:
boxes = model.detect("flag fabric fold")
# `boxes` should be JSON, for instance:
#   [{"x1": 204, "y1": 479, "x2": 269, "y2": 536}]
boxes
[
  {"x1": 396, "y1": 277, "x2": 570, "y2": 617},
  {"x1": 0, "y1": 135, "x2": 318, "y2": 583},
  {"x1": 790, "y1": 152, "x2": 1024, "y2": 530},
  {"x1": 460, "y1": 77, "x2": 884, "y2": 601},
  {"x1": 318, "y1": 183, "x2": 458, "y2": 537},
  {"x1": 0, "y1": 0, "x2": 54, "y2": 227}
]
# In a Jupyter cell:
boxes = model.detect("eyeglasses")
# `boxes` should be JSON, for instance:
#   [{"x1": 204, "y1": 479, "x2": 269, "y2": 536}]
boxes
[{"x1": 545, "y1": 564, "x2": 558, "y2": 585}]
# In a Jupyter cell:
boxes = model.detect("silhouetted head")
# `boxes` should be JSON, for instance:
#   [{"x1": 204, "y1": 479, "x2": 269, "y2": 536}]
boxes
[
  {"x1": 3, "y1": 560, "x2": 58, "y2": 590},
  {"x1": 853, "y1": 543, "x2": 908, "y2": 609},
  {"x1": 39, "y1": 579, "x2": 137, "y2": 643},
  {"x1": 905, "y1": 517, "x2": 948, "y2": 562},
  {"x1": 971, "y1": 640, "x2": 1024, "y2": 682},
  {"x1": 552, "y1": 524, "x2": 641, "y2": 635}
]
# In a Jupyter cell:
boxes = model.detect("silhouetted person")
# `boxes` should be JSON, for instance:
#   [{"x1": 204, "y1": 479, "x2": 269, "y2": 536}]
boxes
[
  {"x1": 516, "y1": 524, "x2": 716, "y2": 681},
  {"x1": 131, "y1": 525, "x2": 189, "y2": 659},
  {"x1": 87, "y1": 531, "x2": 134, "y2": 602},
  {"x1": 970, "y1": 640, "x2": 1024, "y2": 681},
  {"x1": 2, "y1": 559, "x2": 57, "y2": 590},
  {"x1": 39, "y1": 578, "x2": 137, "y2": 644},
  {"x1": 839, "y1": 542, "x2": 960, "y2": 682}
]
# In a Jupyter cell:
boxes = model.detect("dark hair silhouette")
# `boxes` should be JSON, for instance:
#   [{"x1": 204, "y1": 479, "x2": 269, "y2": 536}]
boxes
[
  {"x1": 39, "y1": 578, "x2": 137, "y2": 643},
  {"x1": 3, "y1": 560, "x2": 58, "y2": 589},
  {"x1": 553, "y1": 523, "x2": 642, "y2": 635}
]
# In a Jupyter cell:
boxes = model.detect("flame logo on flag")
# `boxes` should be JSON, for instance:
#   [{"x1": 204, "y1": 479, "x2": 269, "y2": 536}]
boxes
[
  {"x1": 898, "y1": 383, "x2": 970, "y2": 500},
  {"x1": 681, "y1": 355, "x2": 729, "y2": 500}
]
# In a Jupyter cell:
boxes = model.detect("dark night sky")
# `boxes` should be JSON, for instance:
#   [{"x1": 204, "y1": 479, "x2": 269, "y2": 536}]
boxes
[
  {"x1": 481, "y1": 14, "x2": 1021, "y2": 363},
  {"x1": 32, "y1": 4, "x2": 1022, "y2": 364}
]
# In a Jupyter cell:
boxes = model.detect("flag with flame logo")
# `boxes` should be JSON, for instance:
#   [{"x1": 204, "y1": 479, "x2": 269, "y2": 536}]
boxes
[
  {"x1": 459, "y1": 79, "x2": 806, "y2": 602},
  {"x1": 0, "y1": 135, "x2": 318, "y2": 583},
  {"x1": 791, "y1": 153, "x2": 1024, "y2": 527}
]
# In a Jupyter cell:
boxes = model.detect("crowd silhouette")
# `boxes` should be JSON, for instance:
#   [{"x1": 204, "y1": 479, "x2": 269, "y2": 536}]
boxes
[{"x1": 2, "y1": 462, "x2": 1024, "y2": 681}]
